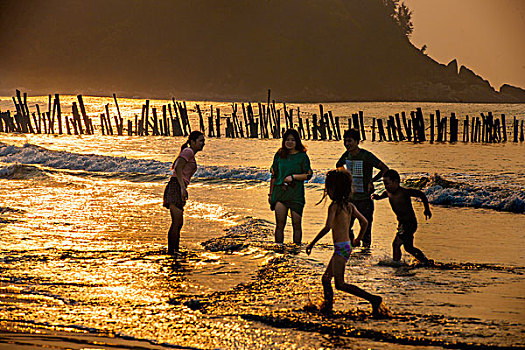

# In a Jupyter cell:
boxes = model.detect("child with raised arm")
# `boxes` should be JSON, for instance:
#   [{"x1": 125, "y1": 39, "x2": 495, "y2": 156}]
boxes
[
  {"x1": 372, "y1": 169, "x2": 433, "y2": 265},
  {"x1": 306, "y1": 169, "x2": 383, "y2": 315}
]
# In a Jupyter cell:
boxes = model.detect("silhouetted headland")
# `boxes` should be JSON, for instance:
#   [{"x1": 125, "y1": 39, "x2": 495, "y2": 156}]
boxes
[{"x1": 1, "y1": 0, "x2": 524, "y2": 102}]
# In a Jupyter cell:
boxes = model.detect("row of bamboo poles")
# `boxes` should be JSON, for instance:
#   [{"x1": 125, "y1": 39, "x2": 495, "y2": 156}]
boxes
[
  {"x1": 1, "y1": 90, "x2": 524, "y2": 143},
  {"x1": 371, "y1": 108, "x2": 524, "y2": 143}
]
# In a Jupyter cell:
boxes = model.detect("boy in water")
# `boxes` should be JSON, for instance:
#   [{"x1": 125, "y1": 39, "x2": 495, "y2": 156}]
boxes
[
  {"x1": 372, "y1": 169, "x2": 433, "y2": 265},
  {"x1": 306, "y1": 170, "x2": 383, "y2": 316}
]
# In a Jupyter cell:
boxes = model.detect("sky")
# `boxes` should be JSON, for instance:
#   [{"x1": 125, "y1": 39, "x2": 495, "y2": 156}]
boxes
[{"x1": 403, "y1": 0, "x2": 525, "y2": 90}]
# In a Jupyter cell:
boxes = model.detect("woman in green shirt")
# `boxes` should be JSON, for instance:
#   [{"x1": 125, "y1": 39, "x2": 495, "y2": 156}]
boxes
[{"x1": 269, "y1": 129, "x2": 313, "y2": 245}]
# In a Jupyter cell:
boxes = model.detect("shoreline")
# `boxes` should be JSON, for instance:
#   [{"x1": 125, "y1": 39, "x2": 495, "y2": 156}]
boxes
[{"x1": 0, "y1": 322, "x2": 189, "y2": 350}]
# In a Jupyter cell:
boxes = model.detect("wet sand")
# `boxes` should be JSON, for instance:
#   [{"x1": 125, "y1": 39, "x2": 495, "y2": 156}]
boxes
[{"x1": 0, "y1": 324, "x2": 182, "y2": 350}]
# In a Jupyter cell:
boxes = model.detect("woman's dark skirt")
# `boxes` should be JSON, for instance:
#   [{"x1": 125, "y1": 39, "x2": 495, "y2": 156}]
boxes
[{"x1": 163, "y1": 177, "x2": 185, "y2": 210}]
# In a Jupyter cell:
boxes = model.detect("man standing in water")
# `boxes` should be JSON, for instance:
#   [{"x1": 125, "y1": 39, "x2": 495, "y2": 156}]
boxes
[{"x1": 336, "y1": 128, "x2": 388, "y2": 247}]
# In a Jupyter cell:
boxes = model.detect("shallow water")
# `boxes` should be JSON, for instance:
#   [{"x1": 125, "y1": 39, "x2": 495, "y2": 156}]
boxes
[{"x1": 1, "y1": 98, "x2": 524, "y2": 349}]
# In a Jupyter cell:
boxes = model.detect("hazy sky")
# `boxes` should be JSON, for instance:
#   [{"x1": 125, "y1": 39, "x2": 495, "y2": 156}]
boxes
[{"x1": 403, "y1": 0, "x2": 525, "y2": 90}]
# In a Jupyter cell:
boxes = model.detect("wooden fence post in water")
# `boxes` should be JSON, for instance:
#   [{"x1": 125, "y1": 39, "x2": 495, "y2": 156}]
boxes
[
  {"x1": 105, "y1": 104, "x2": 114, "y2": 135},
  {"x1": 430, "y1": 113, "x2": 434, "y2": 143},
  {"x1": 44, "y1": 112, "x2": 50, "y2": 134},
  {"x1": 259, "y1": 102, "x2": 267, "y2": 138},
  {"x1": 0, "y1": 112, "x2": 5, "y2": 132},
  {"x1": 329, "y1": 111, "x2": 338, "y2": 140},
  {"x1": 64, "y1": 115, "x2": 71, "y2": 135},
  {"x1": 249, "y1": 104, "x2": 258, "y2": 138},
  {"x1": 494, "y1": 118, "x2": 501, "y2": 142},
  {"x1": 23, "y1": 92, "x2": 34, "y2": 133},
  {"x1": 70, "y1": 116, "x2": 78, "y2": 135},
  {"x1": 215, "y1": 108, "x2": 221, "y2": 138},
  {"x1": 386, "y1": 116, "x2": 395, "y2": 142},
  {"x1": 324, "y1": 113, "x2": 332, "y2": 140},
  {"x1": 312, "y1": 114, "x2": 318, "y2": 140},
  {"x1": 77, "y1": 95, "x2": 92, "y2": 135},
  {"x1": 318, "y1": 114, "x2": 327, "y2": 140},
  {"x1": 183, "y1": 102, "x2": 191, "y2": 134},
  {"x1": 234, "y1": 104, "x2": 242, "y2": 138},
  {"x1": 162, "y1": 105, "x2": 169, "y2": 136},
  {"x1": 470, "y1": 116, "x2": 475, "y2": 142},
  {"x1": 400, "y1": 112, "x2": 410, "y2": 142},
  {"x1": 241, "y1": 103, "x2": 249, "y2": 137},
  {"x1": 488, "y1": 112, "x2": 494, "y2": 143},
  {"x1": 113, "y1": 93, "x2": 122, "y2": 124},
  {"x1": 410, "y1": 111, "x2": 417, "y2": 142},
  {"x1": 443, "y1": 117, "x2": 448, "y2": 142},
  {"x1": 334, "y1": 115, "x2": 341, "y2": 141},
  {"x1": 377, "y1": 118, "x2": 386, "y2": 141},
  {"x1": 196, "y1": 104, "x2": 205, "y2": 134},
  {"x1": 298, "y1": 117, "x2": 305, "y2": 140},
  {"x1": 477, "y1": 117, "x2": 482, "y2": 142},
  {"x1": 100, "y1": 115, "x2": 105, "y2": 135},
  {"x1": 501, "y1": 114, "x2": 507, "y2": 142},
  {"x1": 512, "y1": 116, "x2": 517, "y2": 142},
  {"x1": 20, "y1": 90, "x2": 34, "y2": 133},
  {"x1": 359, "y1": 111, "x2": 366, "y2": 141},
  {"x1": 450, "y1": 113, "x2": 458, "y2": 143},
  {"x1": 54, "y1": 94, "x2": 63, "y2": 135},
  {"x1": 305, "y1": 118, "x2": 311, "y2": 140},
  {"x1": 72, "y1": 102, "x2": 83, "y2": 135},
  {"x1": 14, "y1": 91, "x2": 27, "y2": 133},
  {"x1": 169, "y1": 104, "x2": 183, "y2": 136},
  {"x1": 395, "y1": 113, "x2": 404, "y2": 141},
  {"x1": 481, "y1": 113, "x2": 487, "y2": 143},
  {"x1": 36, "y1": 104, "x2": 44, "y2": 134},
  {"x1": 463, "y1": 116, "x2": 469, "y2": 142},
  {"x1": 416, "y1": 108, "x2": 426, "y2": 142},
  {"x1": 31, "y1": 113, "x2": 40, "y2": 134},
  {"x1": 152, "y1": 107, "x2": 159, "y2": 136},
  {"x1": 371, "y1": 118, "x2": 376, "y2": 142},
  {"x1": 208, "y1": 106, "x2": 215, "y2": 137},
  {"x1": 352, "y1": 113, "x2": 359, "y2": 135}
]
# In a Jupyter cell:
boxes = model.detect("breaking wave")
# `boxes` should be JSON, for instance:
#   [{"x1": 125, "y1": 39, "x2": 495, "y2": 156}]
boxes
[{"x1": 1, "y1": 142, "x2": 523, "y2": 213}]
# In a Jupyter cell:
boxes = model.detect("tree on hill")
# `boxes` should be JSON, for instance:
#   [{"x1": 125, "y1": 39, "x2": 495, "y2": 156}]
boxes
[{"x1": 382, "y1": 0, "x2": 413, "y2": 38}]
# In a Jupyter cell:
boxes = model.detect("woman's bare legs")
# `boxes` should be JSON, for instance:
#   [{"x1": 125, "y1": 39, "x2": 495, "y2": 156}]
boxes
[
  {"x1": 168, "y1": 203, "x2": 183, "y2": 254},
  {"x1": 274, "y1": 202, "x2": 288, "y2": 243},
  {"x1": 290, "y1": 210, "x2": 303, "y2": 245}
]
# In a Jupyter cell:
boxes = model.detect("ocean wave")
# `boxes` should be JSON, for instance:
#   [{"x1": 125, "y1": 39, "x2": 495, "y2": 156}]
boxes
[
  {"x1": 0, "y1": 163, "x2": 50, "y2": 180},
  {"x1": 0, "y1": 142, "x2": 168, "y2": 175},
  {"x1": 0, "y1": 206, "x2": 24, "y2": 214},
  {"x1": 425, "y1": 184, "x2": 525, "y2": 214},
  {"x1": 0, "y1": 142, "x2": 281, "y2": 182},
  {"x1": 1, "y1": 143, "x2": 523, "y2": 214}
]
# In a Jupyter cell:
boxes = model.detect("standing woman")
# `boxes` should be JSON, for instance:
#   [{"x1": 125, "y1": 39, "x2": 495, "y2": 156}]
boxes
[
  {"x1": 269, "y1": 129, "x2": 313, "y2": 245},
  {"x1": 163, "y1": 131, "x2": 205, "y2": 255}
]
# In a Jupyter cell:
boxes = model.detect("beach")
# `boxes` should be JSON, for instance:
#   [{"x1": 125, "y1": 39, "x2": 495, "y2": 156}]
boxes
[{"x1": 1, "y1": 97, "x2": 524, "y2": 349}]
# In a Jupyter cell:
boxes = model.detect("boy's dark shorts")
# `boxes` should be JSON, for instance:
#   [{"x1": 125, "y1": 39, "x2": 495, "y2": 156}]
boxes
[
  {"x1": 163, "y1": 177, "x2": 185, "y2": 210},
  {"x1": 396, "y1": 219, "x2": 418, "y2": 244}
]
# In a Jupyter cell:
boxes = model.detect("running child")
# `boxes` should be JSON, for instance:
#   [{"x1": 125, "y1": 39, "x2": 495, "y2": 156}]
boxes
[
  {"x1": 306, "y1": 169, "x2": 383, "y2": 315},
  {"x1": 372, "y1": 169, "x2": 433, "y2": 265}
]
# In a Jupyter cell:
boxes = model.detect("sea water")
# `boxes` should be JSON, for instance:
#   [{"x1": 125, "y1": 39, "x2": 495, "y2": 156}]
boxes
[{"x1": 0, "y1": 97, "x2": 524, "y2": 349}]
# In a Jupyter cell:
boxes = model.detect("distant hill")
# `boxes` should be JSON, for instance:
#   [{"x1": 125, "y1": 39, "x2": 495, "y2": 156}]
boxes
[{"x1": 1, "y1": 0, "x2": 524, "y2": 102}]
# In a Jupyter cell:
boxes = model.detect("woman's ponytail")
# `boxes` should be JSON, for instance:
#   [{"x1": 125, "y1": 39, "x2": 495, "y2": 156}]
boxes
[{"x1": 180, "y1": 140, "x2": 190, "y2": 152}]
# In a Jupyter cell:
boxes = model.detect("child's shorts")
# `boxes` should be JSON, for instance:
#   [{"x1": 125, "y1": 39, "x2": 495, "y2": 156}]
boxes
[
  {"x1": 396, "y1": 219, "x2": 418, "y2": 243},
  {"x1": 163, "y1": 177, "x2": 186, "y2": 210}
]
